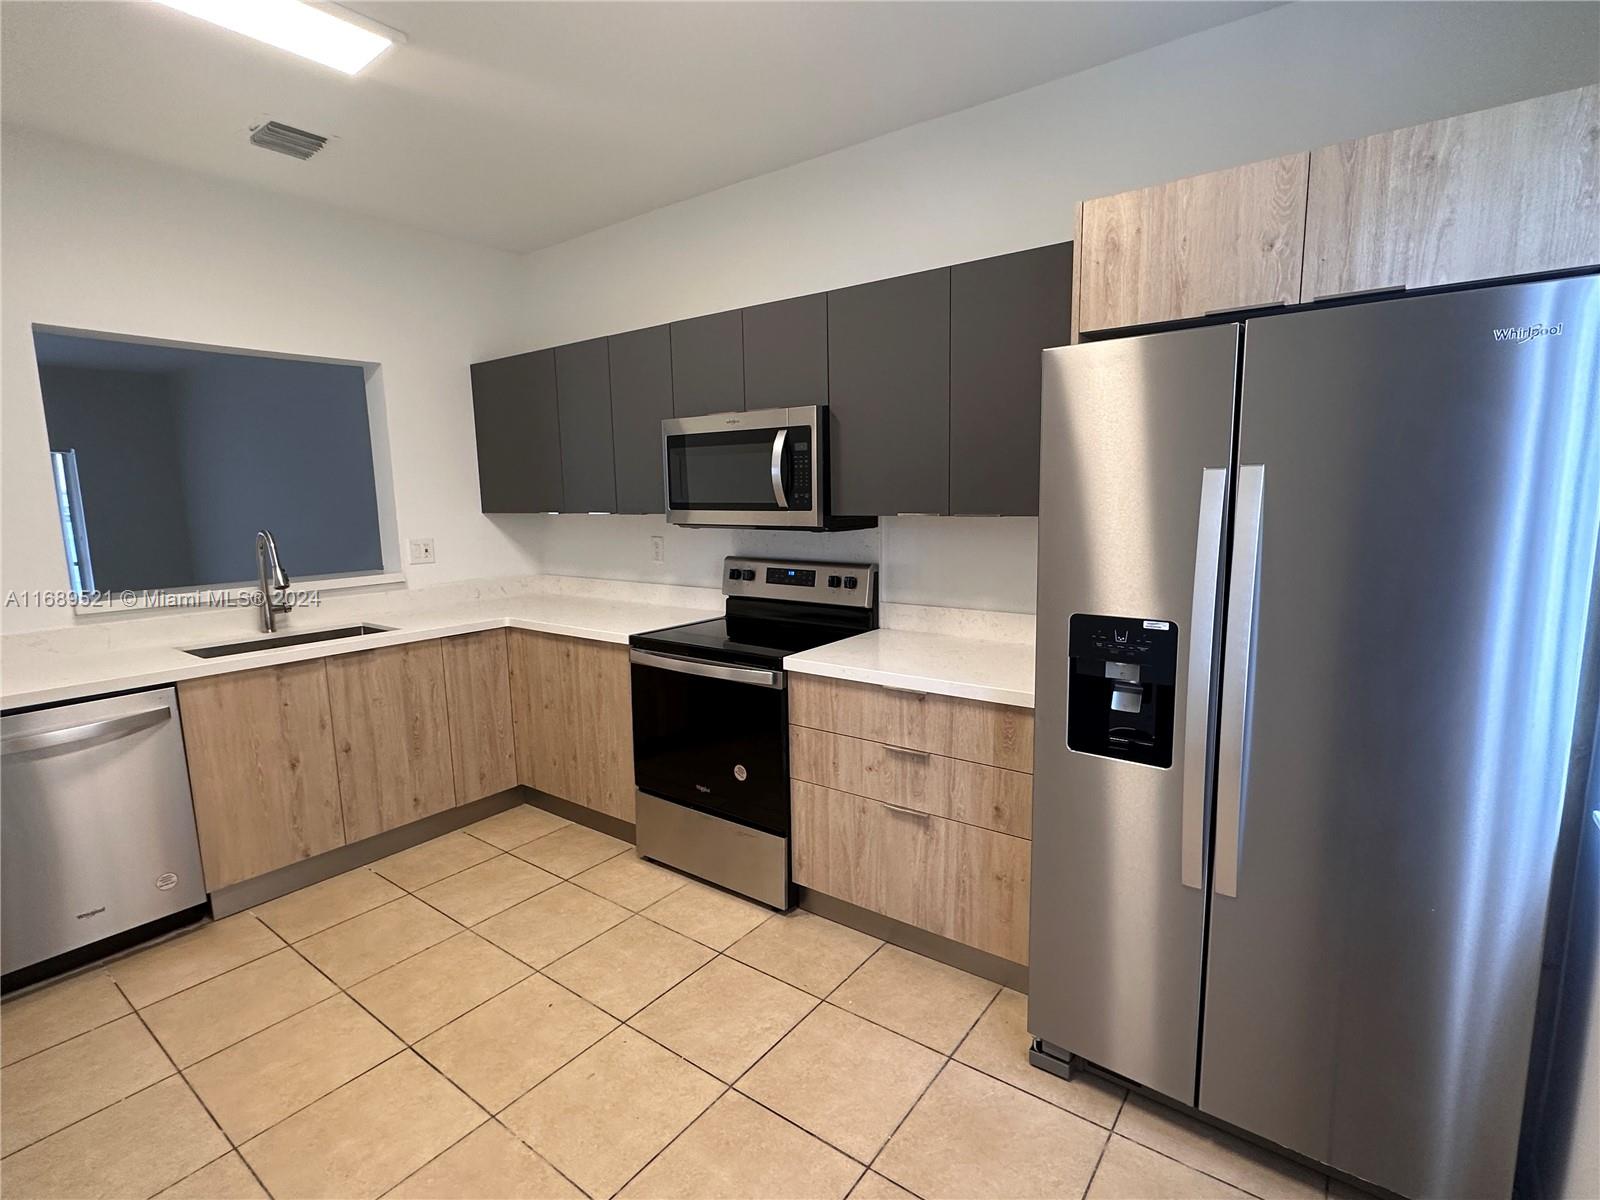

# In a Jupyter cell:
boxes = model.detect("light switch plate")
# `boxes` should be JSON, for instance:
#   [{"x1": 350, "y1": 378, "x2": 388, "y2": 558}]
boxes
[{"x1": 408, "y1": 538, "x2": 436, "y2": 564}]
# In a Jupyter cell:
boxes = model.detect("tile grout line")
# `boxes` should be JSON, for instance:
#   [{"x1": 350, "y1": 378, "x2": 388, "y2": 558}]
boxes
[
  {"x1": 0, "y1": 997, "x2": 138, "y2": 1074},
  {"x1": 1101, "y1": 1127, "x2": 1302, "y2": 1200},
  {"x1": 484, "y1": 1113, "x2": 596, "y2": 1200},
  {"x1": 116, "y1": 979, "x2": 277, "y2": 1200},
  {"x1": 15, "y1": 819, "x2": 1166, "y2": 1199}
]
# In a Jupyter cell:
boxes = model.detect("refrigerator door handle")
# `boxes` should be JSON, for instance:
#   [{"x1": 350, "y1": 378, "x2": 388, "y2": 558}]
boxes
[
  {"x1": 1214, "y1": 464, "x2": 1265, "y2": 898},
  {"x1": 1181, "y1": 467, "x2": 1229, "y2": 889}
]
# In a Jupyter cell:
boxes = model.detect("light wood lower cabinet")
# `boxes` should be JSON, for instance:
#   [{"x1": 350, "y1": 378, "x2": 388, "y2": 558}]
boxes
[
  {"x1": 178, "y1": 661, "x2": 346, "y2": 891},
  {"x1": 789, "y1": 674, "x2": 1034, "y2": 773},
  {"x1": 790, "y1": 725, "x2": 1031, "y2": 839},
  {"x1": 326, "y1": 642, "x2": 456, "y2": 842},
  {"x1": 793, "y1": 780, "x2": 1030, "y2": 964},
  {"x1": 1304, "y1": 86, "x2": 1599, "y2": 299},
  {"x1": 442, "y1": 630, "x2": 517, "y2": 803},
  {"x1": 509, "y1": 630, "x2": 635, "y2": 821}
]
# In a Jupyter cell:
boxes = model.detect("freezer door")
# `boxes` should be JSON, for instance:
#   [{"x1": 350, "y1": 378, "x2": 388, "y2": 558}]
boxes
[
  {"x1": 1030, "y1": 325, "x2": 1240, "y2": 1103},
  {"x1": 1200, "y1": 276, "x2": 1600, "y2": 1198}
]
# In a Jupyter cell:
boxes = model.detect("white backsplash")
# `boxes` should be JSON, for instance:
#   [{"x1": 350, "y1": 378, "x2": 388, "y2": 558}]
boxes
[{"x1": 531, "y1": 513, "x2": 1038, "y2": 615}]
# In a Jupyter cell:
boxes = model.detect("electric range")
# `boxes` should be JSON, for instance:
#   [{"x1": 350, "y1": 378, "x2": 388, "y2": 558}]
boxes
[{"x1": 628, "y1": 556, "x2": 877, "y2": 907}]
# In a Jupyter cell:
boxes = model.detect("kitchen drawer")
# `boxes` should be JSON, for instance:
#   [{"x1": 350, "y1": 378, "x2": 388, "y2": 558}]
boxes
[
  {"x1": 790, "y1": 725, "x2": 1031, "y2": 838},
  {"x1": 793, "y1": 781, "x2": 1029, "y2": 964},
  {"x1": 788, "y1": 675, "x2": 1033, "y2": 773}
]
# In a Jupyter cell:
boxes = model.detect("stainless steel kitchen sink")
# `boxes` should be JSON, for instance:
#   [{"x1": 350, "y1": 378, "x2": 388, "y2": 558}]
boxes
[{"x1": 183, "y1": 624, "x2": 393, "y2": 659}]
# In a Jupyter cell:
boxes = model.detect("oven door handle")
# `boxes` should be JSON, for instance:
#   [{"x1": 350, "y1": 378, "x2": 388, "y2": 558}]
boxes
[
  {"x1": 770, "y1": 429, "x2": 790, "y2": 510},
  {"x1": 629, "y1": 648, "x2": 785, "y2": 690}
]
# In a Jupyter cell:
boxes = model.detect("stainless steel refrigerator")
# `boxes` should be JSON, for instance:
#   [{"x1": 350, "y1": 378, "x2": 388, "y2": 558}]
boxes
[{"x1": 1029, "y1": 274, "x2": 1600, "y2": 1199}]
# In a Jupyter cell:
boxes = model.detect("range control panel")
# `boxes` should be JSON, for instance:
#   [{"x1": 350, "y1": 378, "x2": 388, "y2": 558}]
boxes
[{"x1": 723, "y1": 557, "x2": 876, "y2": 607}]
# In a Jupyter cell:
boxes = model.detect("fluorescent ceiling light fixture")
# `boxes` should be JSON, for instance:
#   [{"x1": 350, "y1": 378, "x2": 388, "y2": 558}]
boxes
[{"x1": 155, "y1": 0, "x2": 397, "y2": 75}]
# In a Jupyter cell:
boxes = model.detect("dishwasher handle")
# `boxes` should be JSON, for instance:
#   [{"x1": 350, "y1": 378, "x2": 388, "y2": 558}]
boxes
[{"x1": 1, "y1": 705, "x2": 172, "y2": 757}]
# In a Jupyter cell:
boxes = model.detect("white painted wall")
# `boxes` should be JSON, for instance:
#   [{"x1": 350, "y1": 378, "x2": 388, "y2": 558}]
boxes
[
  {"x1": 1, "y1": 127, "x2": 537, "y2": 633},
  {"x1": 4, "y1": 3, "x2": 1596, "y2": 631},
  {"x1": 515, "y1": 0, "x2": 1599, "y2": 612}
]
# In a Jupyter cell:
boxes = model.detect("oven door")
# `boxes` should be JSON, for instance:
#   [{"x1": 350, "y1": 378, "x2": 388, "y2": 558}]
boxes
[
  {"x1": 629, "y1": 649, "x2": 789, "y2": 836},
  {"x1": 663, "y1": 406, "x2": 821, "y2": 528}
]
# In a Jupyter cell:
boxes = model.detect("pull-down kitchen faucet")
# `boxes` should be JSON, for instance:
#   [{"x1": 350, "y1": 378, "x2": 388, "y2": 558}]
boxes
[{"x1": 255, "y1": 529, "x2": 292, "y2": 633}]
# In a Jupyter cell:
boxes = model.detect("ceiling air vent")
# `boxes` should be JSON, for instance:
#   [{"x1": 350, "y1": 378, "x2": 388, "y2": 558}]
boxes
[{"x1": 249, "y1": 121, "x2": 328, "y2": 161}]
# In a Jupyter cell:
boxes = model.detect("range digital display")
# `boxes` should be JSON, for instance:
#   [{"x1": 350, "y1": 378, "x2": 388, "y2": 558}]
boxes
[{"x1": 765, "y1": 567, "x2": 816, "y2": 587}]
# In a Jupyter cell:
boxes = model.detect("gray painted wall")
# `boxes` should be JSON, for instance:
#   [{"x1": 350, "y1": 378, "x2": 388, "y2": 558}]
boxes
[
  {"x1": 35, "y1": 335, "x2": 383, "y2": 591},
  {"x1": 174, "y1": 355, "x2": 383, "y2": 585},
  {"x1": 38, "y1": 365, "x2": 195, "y2": 591}
]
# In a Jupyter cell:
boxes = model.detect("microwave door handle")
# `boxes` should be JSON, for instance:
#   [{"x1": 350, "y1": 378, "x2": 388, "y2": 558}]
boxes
[{"x1": 770, "y1": 429, "x2": 789, "y2": 509}]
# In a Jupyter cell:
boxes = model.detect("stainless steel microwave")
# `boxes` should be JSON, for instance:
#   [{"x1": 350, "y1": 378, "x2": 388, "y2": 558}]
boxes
[{"x1": 662, "y1": 405, "x2": 868, "y2": 530}]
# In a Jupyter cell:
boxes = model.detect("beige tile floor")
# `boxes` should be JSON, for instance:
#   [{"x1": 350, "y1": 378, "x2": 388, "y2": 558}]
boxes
[{"x1": 0, "y1": 804, "x2": 1354, "y2": 1200}]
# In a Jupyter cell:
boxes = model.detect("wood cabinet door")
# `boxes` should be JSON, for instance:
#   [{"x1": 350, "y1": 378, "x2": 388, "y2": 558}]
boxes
[
  {"x1": 949, "y1": 242, "x2": 1072, "y2": 516},
  {"x1": 573, "y1": 639, "x2": 636, "y2": 822},
  {"x1": 470, "y1": 350, "x2": 563, "y2": 513},
  {"x1": 789, "y1": 675, "x2": 1034, "y2": 773},
  {"x1": 670, "y1": 310, "x2": 744, "y2": 416},
  {"x1": 1078, "y1": 154, "x2": 1309, "y2": 333},
  {"x1": 792, "y1": 781, "x2": 1030, "y2": 964},
  {"x1": 179, "y1": 662, "x2": 345, "y2": 890},
  {"x1": 608, "y1": 326, "x2": 674, "y2": 514},
  {"x1": 1304, "y1": 86, "x2": 1600, "y2": 299},
  {"x1": 442, "y1": 630, "x2": 517, "y2": 804},
  {"x1": 326, "y1": 642, "x2": 456, "y2": 842},
  {"x1": 790, "y1": 726, "x2": 1032, "y2": 838},
  {"x1": 827, "y1": 267, "x2": 951, "y2": 516},
  {"x1": 554, "y1": 338, "x2": 617, "y2": 513},
  {"x1": 743, "y1": 293, "x2": 828, "y2": 411},
  {"x1": 508, "y1": 629, "x2": 582, "y2": 801}
]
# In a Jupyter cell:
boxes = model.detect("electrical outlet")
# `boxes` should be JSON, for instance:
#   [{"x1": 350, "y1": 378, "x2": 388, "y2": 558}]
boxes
[
  {"x1": 408, "y1": 538, "x2": 436, "y2": 565},
  {"x1": 650, "y1": 535, "x2": 665, "y2": 564}
]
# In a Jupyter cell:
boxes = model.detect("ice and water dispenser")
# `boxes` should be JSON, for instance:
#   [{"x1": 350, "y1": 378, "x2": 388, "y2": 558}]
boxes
[{"x1": 1066, "y1": 615, "x2": 1179, "y2": 768}]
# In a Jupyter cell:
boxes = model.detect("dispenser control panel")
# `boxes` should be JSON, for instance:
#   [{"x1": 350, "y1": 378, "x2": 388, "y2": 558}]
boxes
[{"x1": 1066, "y1": 614, "x2": 1179, "y2": 768}]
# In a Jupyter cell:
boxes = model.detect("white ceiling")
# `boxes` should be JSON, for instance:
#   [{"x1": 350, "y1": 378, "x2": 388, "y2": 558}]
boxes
[{"x1": 1, "y1": 1, "x2": 1273, "y2": 253}]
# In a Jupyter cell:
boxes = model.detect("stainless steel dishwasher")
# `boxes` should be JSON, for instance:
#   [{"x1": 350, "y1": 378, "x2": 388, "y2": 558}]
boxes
[{"x1": 2, "y1": 687, "x2": 207, "y2": 978}]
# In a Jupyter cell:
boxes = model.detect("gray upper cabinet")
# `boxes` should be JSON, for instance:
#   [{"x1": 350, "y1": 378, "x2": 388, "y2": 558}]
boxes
[
  {"x1": 608, "y1": 325, "x2": 673, "y2": 514},
  {"x1": 554, "y1": 338, "x2": 617, "y2": 513},
  {"x1": 470, "y1": 350, "x2": 563, "y2": 513},
  {"x1": 950, "y1": 242, "x2": 1072, "y2": 516},
  {"x1": 827, "y1": 268, "x2": 950, "y2": 516},
  {"x1": 670, "y1": 311, "x2": 743, "y2": 416},
  {"x1": 743, "y1": 294, "x2": 827, "y2": 411}
]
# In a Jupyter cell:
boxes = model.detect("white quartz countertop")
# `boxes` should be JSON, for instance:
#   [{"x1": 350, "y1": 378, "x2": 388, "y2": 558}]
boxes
[
  {"x1": 0, "y1": 591, "x2": 716, "y2": 711},
  {"x1": 784, "y1": 627, "x2": 1036, "y2": 709}
]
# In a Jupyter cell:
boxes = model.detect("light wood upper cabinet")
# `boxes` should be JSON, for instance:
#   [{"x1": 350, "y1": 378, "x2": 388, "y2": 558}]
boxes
[
  {"x1": 442, "y1": 630, "x2": 517, "y2": 804},
  {"x1": 1077, "y1": 153, "x2": 1310, "y2": 333},
  {"x1": 326, "y1": 642, "x2": 456, "y2": 843},
  {"x1": 179, "y1": 661, "x2": 346, "y2": 890},
  {"x1": 1304, "y1": 86, "x2": 1600, "y2": 299},
  {"x1": 509, "y1": 630, "x2": 636, "y2": 822}
]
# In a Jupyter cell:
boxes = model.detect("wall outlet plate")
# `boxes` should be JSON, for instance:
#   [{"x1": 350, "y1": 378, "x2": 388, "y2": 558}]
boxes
[
  {"x1": 408, "y1": 538, "x2": 436, "y2": 564},
  {"x1": 651, "y1": 535, "x2": 665, "y2": 564}
]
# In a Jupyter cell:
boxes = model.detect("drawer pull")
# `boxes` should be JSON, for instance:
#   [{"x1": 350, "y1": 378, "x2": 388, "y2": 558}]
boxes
[
  {"x1": 880, "y1": 800, "x2": 933, "y2": 821},
  {"x1": 883, "y1": 744, "x2": 931, "y2": 761},
  {"x1": 881, "y1": 684, "x2": 929, "y2": 700}
]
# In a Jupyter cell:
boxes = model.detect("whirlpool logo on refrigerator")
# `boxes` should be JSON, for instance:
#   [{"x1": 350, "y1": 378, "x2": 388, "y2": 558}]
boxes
[{"x1": 1492, "y1": 321, "x2": 1564, "y2": 343}]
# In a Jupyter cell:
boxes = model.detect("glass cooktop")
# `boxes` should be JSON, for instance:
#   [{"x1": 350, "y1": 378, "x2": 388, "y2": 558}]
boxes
[{"x1": 630, "y1": 615, "x2": 861, "y2": 668}]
